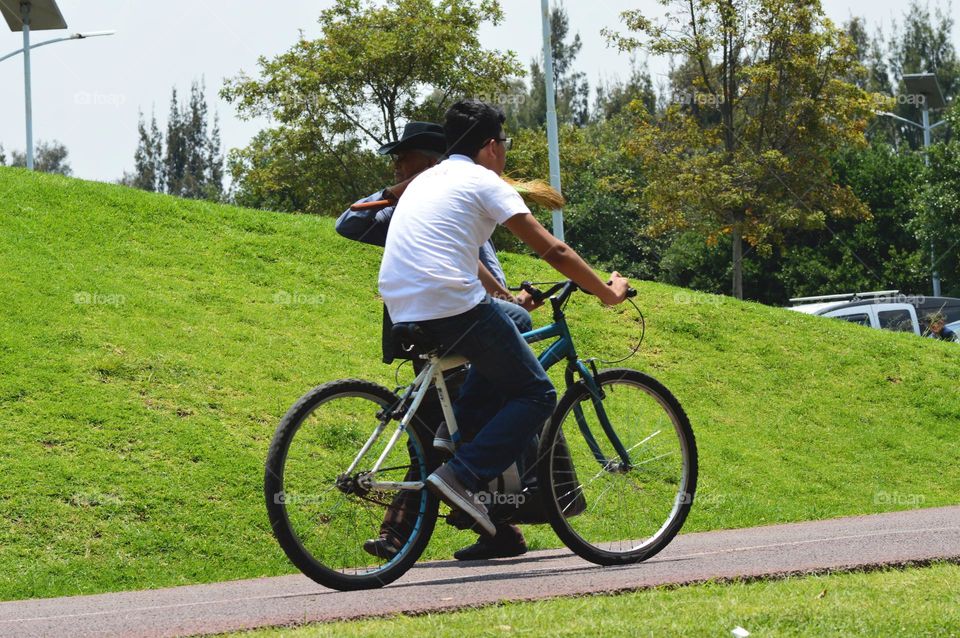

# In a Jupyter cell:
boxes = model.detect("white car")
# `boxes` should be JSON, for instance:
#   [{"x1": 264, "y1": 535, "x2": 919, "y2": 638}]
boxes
[{"x1": 787, "y1": 291, "x2": 921, "y2": 335}]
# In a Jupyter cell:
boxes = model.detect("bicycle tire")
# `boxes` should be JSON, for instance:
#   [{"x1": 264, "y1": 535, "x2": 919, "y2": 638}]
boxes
[
  {"x1": 265, "y1": 379, "x2": 439, "y2": 590},
  {"x1": 538, "y1": 368, "x2": 697, "y2": 565}
]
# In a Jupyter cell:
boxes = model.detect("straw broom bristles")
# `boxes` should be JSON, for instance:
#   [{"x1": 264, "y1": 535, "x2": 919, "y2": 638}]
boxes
[{"x1": 502, "y1": 176, "x2": 566, "y2": 210}]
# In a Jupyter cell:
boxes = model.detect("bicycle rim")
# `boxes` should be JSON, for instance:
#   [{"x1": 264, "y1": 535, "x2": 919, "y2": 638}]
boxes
[
  {"x1": 265, "y1": 380, "x2": 437, "y2": 590},
  {"x1": 540, "y1": 369, "x2": 697, "y2": 565}
]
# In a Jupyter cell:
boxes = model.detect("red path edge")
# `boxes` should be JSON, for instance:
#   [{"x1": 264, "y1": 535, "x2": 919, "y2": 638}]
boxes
[{"x1": 2, "y1": 506, "x2": 959, "y2": 637}]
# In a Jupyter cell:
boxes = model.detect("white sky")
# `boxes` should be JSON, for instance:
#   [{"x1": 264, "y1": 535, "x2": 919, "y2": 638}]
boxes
[{"x1": 0, "y1": 0, "x2": 954, "y2": 183}]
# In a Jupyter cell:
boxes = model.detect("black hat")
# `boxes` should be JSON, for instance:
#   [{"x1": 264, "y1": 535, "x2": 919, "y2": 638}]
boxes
[{"x1": 377, "y1": 121, "x2": 447, "y2": 155}]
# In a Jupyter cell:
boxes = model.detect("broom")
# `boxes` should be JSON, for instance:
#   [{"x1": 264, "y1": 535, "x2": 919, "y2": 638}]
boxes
[
  {"x1": 502, "y1": 176, "x2": 566, "y2": 210},
  {"x1": 350, "y1": 175, "x2": 565, "y2": 211}
]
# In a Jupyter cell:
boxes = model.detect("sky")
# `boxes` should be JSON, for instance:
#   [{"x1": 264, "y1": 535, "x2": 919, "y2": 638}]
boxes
[{"x1": 0, "y1": 0, "x2": 956, "y2": 183}]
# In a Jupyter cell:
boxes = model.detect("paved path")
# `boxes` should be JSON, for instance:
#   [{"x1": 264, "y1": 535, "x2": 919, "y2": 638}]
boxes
[{"x1": 3, "y1": 506, "x2": 960, "y2": 637}]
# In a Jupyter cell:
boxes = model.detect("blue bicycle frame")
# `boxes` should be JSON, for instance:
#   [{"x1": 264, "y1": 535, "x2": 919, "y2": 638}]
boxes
[{"x1": 519, "y1": 281, "x2": 633, "y2": 470}]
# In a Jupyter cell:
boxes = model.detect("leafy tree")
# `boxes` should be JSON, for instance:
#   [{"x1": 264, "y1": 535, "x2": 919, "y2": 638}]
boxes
[
  {"x1": 593, "y1": 57, "x2": 658, "y2": 121},
  {"x1": 914, "y1": 103, "x2": 960, "y2": 295},
  {"x1": 503, "y1": 112, "x2": 666, "y2": 279},
  {"x1": 607, "y1": 0, "x2": 882, "y2": 299},
  {"x1": 0, "y1": 145, "x2": 6, "y2": 165},
  {"x1": 9, "y1": 140, "x2": 72, "y2": 176},
  {"x1": 777, "y1": 143, "x2": 928, "y2": 298},
  {"x1": 222, "y1": 0, "x2": 520, "y2": 214}
]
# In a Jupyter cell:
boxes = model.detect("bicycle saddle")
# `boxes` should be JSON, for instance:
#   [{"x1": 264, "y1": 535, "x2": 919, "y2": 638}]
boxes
[{"x1": 391, "y1": 323, "x2": 439, "y2": 356}]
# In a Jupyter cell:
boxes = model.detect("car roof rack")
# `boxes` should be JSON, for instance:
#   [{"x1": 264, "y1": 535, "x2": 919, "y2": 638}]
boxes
[{"x1": 789, "y1": 290, "x2": 900, "y2": 304}]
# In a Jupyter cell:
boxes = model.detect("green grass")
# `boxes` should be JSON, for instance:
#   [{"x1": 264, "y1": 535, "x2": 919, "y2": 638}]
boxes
[
  {"x1": 1, "y1": 166, "x2": 959, "y2": 601},
  {"x1": 230, "y1": 561, "x2": 960, "y2": 637}
]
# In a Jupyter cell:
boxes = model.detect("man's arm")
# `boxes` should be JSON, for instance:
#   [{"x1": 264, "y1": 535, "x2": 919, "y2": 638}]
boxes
[
  {"x1": 335, "y1": 191, "x2": 394, "y2": 247},
  {"x1": 478, "y1": 257, "x2": 543, "y2": 311},
  {"x1": 335, "y1": 174, "x2": 424, "y2": 246},
  {"x1": 503, "y1": 213, "x2": 628, "y2": 305},
  {"x1": 478, "y1": 261, "x2": 516, "y2": 302}
]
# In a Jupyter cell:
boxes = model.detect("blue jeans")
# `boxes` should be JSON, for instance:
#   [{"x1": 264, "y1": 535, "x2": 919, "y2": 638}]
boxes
[
  {"x1": 492, "y1": 297, "x2": 533, "y2": 334},
  {"x1": 414, "y1": 297, "x2": 555, "y2": 491}
]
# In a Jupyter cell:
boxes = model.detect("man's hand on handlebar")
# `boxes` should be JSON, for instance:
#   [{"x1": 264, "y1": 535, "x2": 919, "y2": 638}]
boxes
[
  {"x1": 515, "y1": 289, "x2": 544, "y2": 312},
  {"x1": 605, "y1": 271, "x2": 630, "y2": 306}
]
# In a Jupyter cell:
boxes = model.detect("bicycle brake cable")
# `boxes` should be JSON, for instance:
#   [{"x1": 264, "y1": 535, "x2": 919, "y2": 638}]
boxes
[
  {"x1": 596, "y1": 295, "x2": 645, "y2": 365},
  {"x1": 394, "y1": 358, "x2": 411, "y2": 388}
]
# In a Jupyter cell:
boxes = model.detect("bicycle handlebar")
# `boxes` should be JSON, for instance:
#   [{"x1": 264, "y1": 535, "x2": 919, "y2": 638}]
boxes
[{"x1": 509, "y1": 280, "x2": 637, "y2": 304}]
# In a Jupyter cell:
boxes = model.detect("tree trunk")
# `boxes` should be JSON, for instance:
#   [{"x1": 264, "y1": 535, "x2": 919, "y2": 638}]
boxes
[{"x1": 731, "y1": 223, "x2": 744, "y2": 299}]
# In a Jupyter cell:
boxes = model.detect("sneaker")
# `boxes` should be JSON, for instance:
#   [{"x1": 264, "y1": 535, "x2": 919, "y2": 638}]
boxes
[
  {"x1": 433, "y1": 422, "x2": 455, "y2": 454},
  {"x1": 362, "y1": 536, "x2": 400, "y2": 560},
  {"x1": 425, "y1": 464, "x2": 497, "y2": 537},
  {"x1": 454, "y1": 525, "x2": 527, "y2": 561}
]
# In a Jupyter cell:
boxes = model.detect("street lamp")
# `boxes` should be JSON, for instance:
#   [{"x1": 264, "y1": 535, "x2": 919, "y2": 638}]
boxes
[
  {"x1": 540, "y1": 0, "x2": 564, "y2": 240},
  {"x1": 875, "y1": 72, "x2": 950, "y2": 297},
  {"x1": 0, "y1": 0, "x2": 114, "y2": 170}
]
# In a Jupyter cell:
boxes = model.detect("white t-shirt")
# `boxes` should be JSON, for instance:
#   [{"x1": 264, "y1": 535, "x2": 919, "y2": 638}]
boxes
[{"x1": 378, "y1": 155, "x2": 530, "y2": 322}]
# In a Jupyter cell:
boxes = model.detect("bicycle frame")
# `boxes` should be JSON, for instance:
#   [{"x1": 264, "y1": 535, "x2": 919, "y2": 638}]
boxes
[{"x1": 353, "y1": 283, "x2": 633, "y2": 491}]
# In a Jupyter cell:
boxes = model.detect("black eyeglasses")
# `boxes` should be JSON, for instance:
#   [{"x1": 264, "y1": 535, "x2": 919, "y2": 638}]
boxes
[{"x1": 491, "y1": 137, "x2": 513, "y2": 151}]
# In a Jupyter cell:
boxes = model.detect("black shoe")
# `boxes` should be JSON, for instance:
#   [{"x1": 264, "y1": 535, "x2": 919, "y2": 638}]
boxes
[
  {"x1": 454, "y1": 531, "x2": 527, "y2": 561},
  {"x1": 362, "y1": 537, "x2": 400, "y2": 559}
]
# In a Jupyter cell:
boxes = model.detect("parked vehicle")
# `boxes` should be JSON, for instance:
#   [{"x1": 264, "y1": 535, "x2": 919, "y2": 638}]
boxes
[{"x1": 787, "y1": 291, "x2": 921, "y2": 335}]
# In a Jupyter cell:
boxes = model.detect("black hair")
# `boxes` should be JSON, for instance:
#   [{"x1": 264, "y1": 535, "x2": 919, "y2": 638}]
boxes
[{"x1": 443, "y1": 99, "x2": 506, "y2": 159}]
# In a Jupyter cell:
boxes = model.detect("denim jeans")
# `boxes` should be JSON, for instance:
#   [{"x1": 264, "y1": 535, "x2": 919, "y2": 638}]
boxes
[
  {"x1": 491, "y1": 297, "x2": 533, "y2": 334},
  {"x1": 414, "y1": 296, "x2": 556, "y2": 491}
]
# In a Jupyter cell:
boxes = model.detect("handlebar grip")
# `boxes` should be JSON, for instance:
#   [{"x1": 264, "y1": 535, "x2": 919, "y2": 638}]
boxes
[{"x1": 520, "y1": 281, "x2": 546, "y2": 303}]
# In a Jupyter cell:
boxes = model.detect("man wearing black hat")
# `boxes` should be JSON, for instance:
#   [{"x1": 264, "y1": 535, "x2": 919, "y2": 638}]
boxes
[{"x1": 336, "y1": 121, "x2": 532, "y2": 561}]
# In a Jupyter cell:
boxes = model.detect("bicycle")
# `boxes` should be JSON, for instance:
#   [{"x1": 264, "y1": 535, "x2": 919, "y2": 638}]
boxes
[{"x1": 264, "y1": 280, "x2": 698, "y2": 591}]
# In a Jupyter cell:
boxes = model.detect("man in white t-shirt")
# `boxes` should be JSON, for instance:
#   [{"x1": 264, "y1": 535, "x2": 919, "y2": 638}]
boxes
[{"x1": 379, "y1": 100, "x2": 629, "y2": 537}]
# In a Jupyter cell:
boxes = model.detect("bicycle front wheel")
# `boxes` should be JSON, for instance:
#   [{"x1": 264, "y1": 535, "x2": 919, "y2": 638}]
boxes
[
  {"x1": 265, "y1": 379, "x2": 439, "y2": 590},
  {"x1": 539, "y1": 368, "x2": 697, "y2": 565}
]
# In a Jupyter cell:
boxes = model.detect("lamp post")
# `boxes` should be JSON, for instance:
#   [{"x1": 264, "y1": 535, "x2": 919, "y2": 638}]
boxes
[
  {"x1": 1, "y1": 1, "x2": 114, "y2": 170},
  {"x1": 540, "y1": 0, "x2": 564, "y2": 240},
  {"x1": 875, "y1": 73, "x2": 950, "y2": 297}
]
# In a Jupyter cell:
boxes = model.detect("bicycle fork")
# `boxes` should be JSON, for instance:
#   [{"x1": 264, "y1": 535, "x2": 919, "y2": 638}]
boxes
[{"x1": 569, "y1": 361, "x2": 634, "y2": 472}]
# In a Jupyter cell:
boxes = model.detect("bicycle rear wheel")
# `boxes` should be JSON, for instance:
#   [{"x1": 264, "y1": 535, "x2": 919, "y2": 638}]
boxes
[
  {"x1": 539, "y1": 368, "x2": 697, "y2": 565},
  {"x1": 265, "y1": 379, "x2": 438, "y2": 590}
]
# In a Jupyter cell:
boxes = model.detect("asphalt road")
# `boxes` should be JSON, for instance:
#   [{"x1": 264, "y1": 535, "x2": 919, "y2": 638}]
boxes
[{"x1": 3, "y1": 506, "x2": 959, "y2": 637}]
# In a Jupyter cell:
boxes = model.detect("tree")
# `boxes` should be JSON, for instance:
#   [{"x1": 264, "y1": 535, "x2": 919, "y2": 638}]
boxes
[
  {"x1": 607, "y1": 0, "x2": 883, "y2": 299},
  {"x1": 222, "y1": 0, "x2": 521, "y2": 214},
  {"x1": 9, "y1": 140, "x2": 72, "y2": 175},
  {"x1": 914, "y1": 103, "x2": 960, "y2": 295},
  {"x1": 593, "y1": 57, "x2": 657, "y2": 121},
  {"x1": 127, "y1": 81, "x2": 223, "y2": 200},
  {"x1": 132, "y1": 110, "x2": 164, "y2": 192},
  {"x1": 508, "y1": 2, "x2": 590, "y2": 129}
]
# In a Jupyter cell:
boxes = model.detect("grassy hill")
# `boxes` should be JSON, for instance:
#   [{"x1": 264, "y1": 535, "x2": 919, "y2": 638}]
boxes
[{"x1": 1, "y1": 167, "x2": 958, "y2": 601}]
